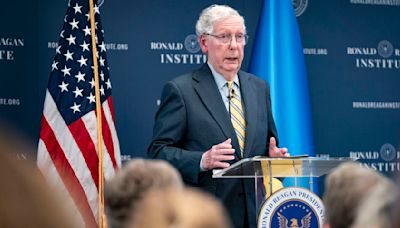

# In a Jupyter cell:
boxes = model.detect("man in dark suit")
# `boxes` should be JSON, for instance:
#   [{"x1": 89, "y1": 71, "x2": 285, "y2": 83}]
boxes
[{"x1": 148, "y1": 4, "x2": 289, "y2": 228}]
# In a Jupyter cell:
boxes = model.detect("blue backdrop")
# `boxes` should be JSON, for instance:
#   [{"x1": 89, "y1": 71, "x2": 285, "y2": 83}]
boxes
[{"x1": 1, "y1": 0, "x2": 399, "y2": 183}]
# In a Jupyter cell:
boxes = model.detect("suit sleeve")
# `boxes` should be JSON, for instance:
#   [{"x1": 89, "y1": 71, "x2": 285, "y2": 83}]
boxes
[{"x1": 147, "y1": 81, "x2": 203, "y2": 184}]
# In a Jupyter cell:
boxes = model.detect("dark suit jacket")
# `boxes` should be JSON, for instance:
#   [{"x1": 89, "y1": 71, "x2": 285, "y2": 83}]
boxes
[{"x1": 148, "y1": 64, "x2": 278, "y2": 228}]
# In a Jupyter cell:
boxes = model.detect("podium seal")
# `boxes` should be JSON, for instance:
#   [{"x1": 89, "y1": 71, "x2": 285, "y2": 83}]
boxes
[{"x1": 258, "y1": 187, "x2": 324, "y2": 228}]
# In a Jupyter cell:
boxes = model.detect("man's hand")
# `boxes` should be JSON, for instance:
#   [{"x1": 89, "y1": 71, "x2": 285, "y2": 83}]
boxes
[
  {"x1": 268, "y1": 137, "x2": 290, "y2": 157},
  {"x1": 201, "y1": 138, "x2": 235, "y2": 170}
]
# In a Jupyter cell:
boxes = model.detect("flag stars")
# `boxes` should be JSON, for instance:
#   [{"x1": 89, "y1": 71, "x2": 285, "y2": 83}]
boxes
[
  {"x1": 64, "y1": 50, "x2": 74, "y2": 61},
  {"x1": 73, "y1": 87, "x2": 84, "y2": 98},
  {"x1": 100, "y1": 71, "x2": 105, "y2": 81},
  {"x1": 100, "y1": 85, "x2": 105, "y2": 96},
  {"x1": 69, "y1": 18, "x2": 79, "y2": 30},
  {"x1": 87, "y1": 93, "x2": 96, "y2": 104},
  {"x1": 80, "y1": 41, "x2": 90, "y2": 52},
  {"x1": 85, "y1": 13, "x2": 90, "y2": 21},
  {"x1": 99, "y1": 56, "x2": 105, "y2": 66},
  {"x1": 61, "y1": 66, "x2": 71, "y2": 76},
  {"x1": 58, "y1": 81, "x2": 69, "y2": 92},
  {"x1": 56, "y1": 45, "x2": 62, "y2": 54},
  {"x1": 75, "y1": 71, "x2": 85, "y2": 82},
  {"x1": 73, "y1": 3, "x2": 82, "y2": 14},
  {"x1": 51, "y1": 61, "x2": 58, "y2": 71},
  {"x1": 60, "y1": 30, "x2": 65, "y2": 38},
  {"x1": 89, "y1": 78, "x2": 95, "y2": 88},
  {"x1": 94, "y1": 5, "x2": 100, "y2": 14},
  {"x1": 83, "y1": 26, "x2": 91, "y2": 36},
  {"x1": 70, "y1": 102, "x2": 81, "y2": 113},
  {"x1": 105, "y1": 78, "x2": 112, "y2": 89},
  {"x1": 99, "y1": 41, "x2": 106, "y2": 52},
  {"x1": 77, "y1": 55, "x2": 88, "y2": 67},
  {"x1": 66, "y1": 34, "x2": 76, "y2": 45}
]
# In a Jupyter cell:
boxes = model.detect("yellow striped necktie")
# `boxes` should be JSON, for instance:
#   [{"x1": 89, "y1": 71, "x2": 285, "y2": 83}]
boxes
[{"x1": 227, "y1": 81, "x2": 246, "y2": 157}]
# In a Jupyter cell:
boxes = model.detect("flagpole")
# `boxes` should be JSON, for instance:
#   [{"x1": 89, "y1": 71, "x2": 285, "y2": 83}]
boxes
[{"x1": 88, "y1": 0, "x2": 106, "y2": 227}]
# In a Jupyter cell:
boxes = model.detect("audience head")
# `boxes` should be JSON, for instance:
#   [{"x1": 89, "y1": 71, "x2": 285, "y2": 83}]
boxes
[
  {"x1": 389, "y1": 175, "x2": 400, "y2": 227},
  {"x1": 104, "y1": 158, "x2": 183, "y2": 228},
  {"x1": 323, "y1": 162, "x2": 392, "y2": 228},
  {"x1": 128, "y1": 187, "x2": 231, "y2": 228},
  {"x1": 351, "y1": 178, "x2": 397, "y2": 228}
]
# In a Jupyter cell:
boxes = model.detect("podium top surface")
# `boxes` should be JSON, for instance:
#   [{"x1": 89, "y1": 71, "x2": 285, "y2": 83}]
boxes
[{"x1": 212, "y1": 156, "x2": 357, "y2": 178}]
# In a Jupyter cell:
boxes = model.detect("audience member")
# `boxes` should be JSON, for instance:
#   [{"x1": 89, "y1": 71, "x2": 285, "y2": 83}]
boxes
[
  {"x1": 104, "y1": 159, "x2": 183, "y2": 228},
  {"x1": 351, "y1": 178, "x2": 397, "y2": 228},
  {"x1": 0, "y1": 124, "x2": 78, "y2": 228},
  {"x1": 128, "y1": 187, "x2": 231, "y2": 228},
  {"x1": 389, "y1": 175, "x2": 400, "y2": 227},
  {"x1": 323, "y1": 162, "x2": 393, "y2": 228}
]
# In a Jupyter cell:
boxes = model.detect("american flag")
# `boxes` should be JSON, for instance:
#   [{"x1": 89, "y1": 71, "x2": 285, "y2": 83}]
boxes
[{"x1": 37, "y1": 0, "x2": 121, "y2": 227}]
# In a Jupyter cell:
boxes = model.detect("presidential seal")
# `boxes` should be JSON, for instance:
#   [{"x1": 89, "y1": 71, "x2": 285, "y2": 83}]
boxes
[
  {"x1": 380, "y1": 143, "x2": 396, "y2": 162},
  {"x1": 258, "y1": 187, "x2": 324, "y2": 228},
  {"x1": 184, "y1": 34, "x2": 201, "y2": 54},
  {"x1": 377, "y1": 40, "x2": 393, "y2": 58}
]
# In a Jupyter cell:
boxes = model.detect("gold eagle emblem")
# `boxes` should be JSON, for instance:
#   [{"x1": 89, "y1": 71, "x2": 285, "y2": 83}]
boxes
[{"x1": 277, "y1": 212, "x2": 312, "y2": 228}]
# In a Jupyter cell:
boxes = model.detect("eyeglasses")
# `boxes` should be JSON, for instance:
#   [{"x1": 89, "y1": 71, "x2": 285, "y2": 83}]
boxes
[{"x1": 204, "y1": 33, "x2": 249, "y2": 45}]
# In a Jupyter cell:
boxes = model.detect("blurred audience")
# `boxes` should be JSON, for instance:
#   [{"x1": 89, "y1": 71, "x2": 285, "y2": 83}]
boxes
[
  {"x1": 0, "y1": 124, "x2": 78, "y2": 227},
  {"x1": 323, "y1": 162, "x2": 393, "y2": 228},
  {"x1": 389, "y1": 175, "x2": 400, "y2": 227},
  {"x1": 104, "y1": 158, "x2": 183, "y2": 228},
  {"x1": 128, "y1": 187, "x2": 231, "y2": 228},
  {"x1": 351, "y1": 178, "x2": 397, "y2": 228}
]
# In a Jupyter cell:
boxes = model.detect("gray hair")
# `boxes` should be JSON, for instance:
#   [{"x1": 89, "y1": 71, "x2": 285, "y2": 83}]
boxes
[{"x1": 195, "y1": 4, "x2": 246, "y2": 36}]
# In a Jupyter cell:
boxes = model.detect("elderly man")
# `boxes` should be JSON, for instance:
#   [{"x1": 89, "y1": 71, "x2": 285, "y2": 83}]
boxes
[{"x1": 148, "y1": 4, "x2": 288, "y2": 228}]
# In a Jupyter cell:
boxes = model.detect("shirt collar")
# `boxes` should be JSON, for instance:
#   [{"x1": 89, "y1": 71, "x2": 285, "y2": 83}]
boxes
[{"x1": 207, "y1": 62, "x2": 240, "y2": 90}]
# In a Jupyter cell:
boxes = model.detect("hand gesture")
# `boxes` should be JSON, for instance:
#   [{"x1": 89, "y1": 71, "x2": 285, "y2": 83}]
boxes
[
  {"x1": 201, "y1": 138, "x2": 235, "y2": 170},
  {"x1": 268, "y1": 137, "x2": 290, "y2": 157}
]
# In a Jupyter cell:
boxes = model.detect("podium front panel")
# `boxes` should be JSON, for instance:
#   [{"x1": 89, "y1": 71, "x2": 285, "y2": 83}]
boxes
[{"x1": 213, "y1": 157, "x2": 357, "y2": 227}]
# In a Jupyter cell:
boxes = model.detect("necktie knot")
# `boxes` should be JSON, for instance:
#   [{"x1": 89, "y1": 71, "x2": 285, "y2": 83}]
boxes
[
  {"x1": 227, "y1": 81, "x2": 234, "y2": 98},
  {"x1": 227, "y1": 81, "x2": 233, "y2": 90}
]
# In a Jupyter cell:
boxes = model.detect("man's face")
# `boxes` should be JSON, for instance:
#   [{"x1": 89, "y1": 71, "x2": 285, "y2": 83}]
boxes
[{"x1": 200, "y1": 16, "x2": 245, "y2": 80}]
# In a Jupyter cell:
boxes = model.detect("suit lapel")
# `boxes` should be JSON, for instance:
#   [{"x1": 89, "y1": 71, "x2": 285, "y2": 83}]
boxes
[
  {"x1": 239, "y1": 71, "x2": 257, "y2": 158},
  {"x1": 192, "y1": 65, "x2": 241, "y2": 157}
]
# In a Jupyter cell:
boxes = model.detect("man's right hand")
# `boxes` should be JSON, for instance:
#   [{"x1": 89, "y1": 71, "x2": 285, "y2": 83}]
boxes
[{"x1": 201, "y1": 138, "x2": 235, "y2": 170}]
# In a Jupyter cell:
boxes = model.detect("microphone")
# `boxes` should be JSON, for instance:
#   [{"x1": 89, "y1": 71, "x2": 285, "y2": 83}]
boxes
[{"x1": 227, "y1": 88, "x2": 235, "y2": 100}]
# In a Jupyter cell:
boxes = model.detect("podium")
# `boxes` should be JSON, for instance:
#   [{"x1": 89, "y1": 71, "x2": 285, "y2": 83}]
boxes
[{"x1": 212, "y1": 156, "x2": 356, "y2": 227}]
